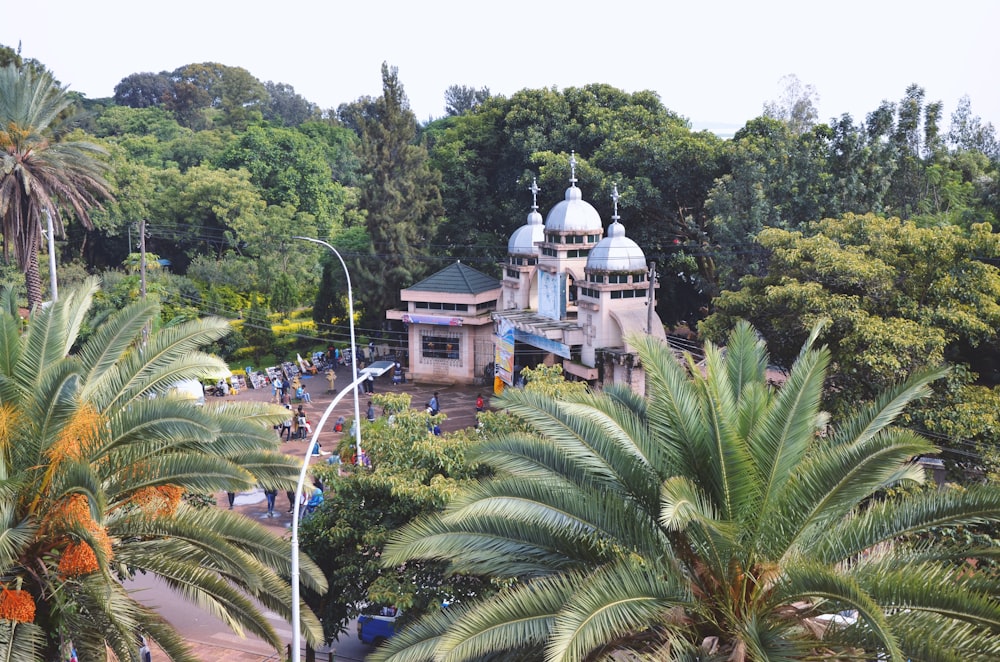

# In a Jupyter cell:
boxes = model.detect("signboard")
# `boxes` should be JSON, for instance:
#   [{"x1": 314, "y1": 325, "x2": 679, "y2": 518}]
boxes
[
  {"x1": 514, "y1": 328, "x2": 572, "y2": 359},
  {"x1": 401, "y1": 314, "x2": 463, "y2": 326},
  {"x1": 495, "y1": 317, "x2": 515, "y2": 385}
]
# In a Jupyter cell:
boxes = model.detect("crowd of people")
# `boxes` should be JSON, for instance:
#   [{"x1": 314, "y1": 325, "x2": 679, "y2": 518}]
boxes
[{"x1": 218, "y1": 351, "x2": 500, "y2": 523}]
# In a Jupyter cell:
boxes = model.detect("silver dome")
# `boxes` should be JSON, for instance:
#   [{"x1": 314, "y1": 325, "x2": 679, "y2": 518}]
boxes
[
  {"x1": 508, "y1": 210, "x2": 544, "y2": 254},
  {"x1": 545, "y1": 185, "x2": 603, "y2": 233},
  {"x1": 586, "y1": 222, "x2": 647, "y2": 272}
]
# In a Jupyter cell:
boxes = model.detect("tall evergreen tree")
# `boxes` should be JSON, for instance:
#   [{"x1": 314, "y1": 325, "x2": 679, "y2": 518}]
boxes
[{"x1": 342, "y1": 63, "x2": 443, "y2": 327}]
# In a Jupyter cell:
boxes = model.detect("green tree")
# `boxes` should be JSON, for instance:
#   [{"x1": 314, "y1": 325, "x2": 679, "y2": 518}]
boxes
[
  {"x1": 949, "y1": 95, "x2": 999, "y2": 160},
  {"x1": 375, "y1": 323, "x2": 1000, "y2": 661},
  {"x1": 113, "y1": 71, "x2": 174, "y2": 109},
  {"x1": 300, "y1": 394, "x2": 490, "y2": 644},
  {"x1": 165, "y1": 62, "x2": 267, "y2": 130},
  {"x1": 262, "y1": 80, "x2": 319, "y2": 127},
  {"x1": 311, "y1": 225, "x2": 370, "y2": 328},
  {"x1": 700, "y1": 214, "x2": 1000, "y2": 409},
  {"x1": 270, "y1": 270, "x2": 297, "y2": 315},
  {"x1": 147, "y1": 164, "x2": 266, "y2": 271},
  {"x1": 215, "y1": 124, "x2": 345, "y2": 222},
  {"x1": 242, "y1": 293, "x2": 275, "y2": 360},
  {"x1": 444, "y1": 85, "x2": 491, "y2": 116},
  {"x1": 0, "y1": 64, "x2": 112, "y2": 308},
  {"x1": 342, "y1": 63, "x2": 443, "y2": 326},
  {"x1": 0, "y1": 279, "x2": 326, "y2": 660}
]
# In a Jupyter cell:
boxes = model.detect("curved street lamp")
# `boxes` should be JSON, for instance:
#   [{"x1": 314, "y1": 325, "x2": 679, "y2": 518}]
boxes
[
  {"x1": 291, "y1": 236, "x2": 364, "y2": 457},
  {"x1": 288, "y1": 361, "x2": 393, "y2": 661},
  {"x1": 288, "y1": 235, "x2": 385, "y2": 662}
]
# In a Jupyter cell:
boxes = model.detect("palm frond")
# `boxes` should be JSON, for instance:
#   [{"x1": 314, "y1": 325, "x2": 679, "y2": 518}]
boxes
[
  {"x1": 775, "y1": 430, "x2": 936, "y2": 558},
  {"x1": 830, "y1": 365, "x2": 946, "y2": 449},
  {"x1": 547, "y1": 559, "x2": 691, "y2": 662},
  {"x1": 747, "y1": 338, "x2": 829, "y2": 541},
  {"x1": 0, "y1": 310, "x2": 23, "y2": 379},
  {"x1": 771, "y1": 562, "x2": 905, "y2": 662},
  {"x1": 629, "y1": 333, "x2": 710, "y2": 482},
  {"x1": 812, "y1": 484, "x2": 1000, "y2": 564},
  {"x1": 75, "y1": 296, "x2": 158, "y2": 387},
  {"x1": 697, "y1": 339, "x2": 758, "y2": 520}
]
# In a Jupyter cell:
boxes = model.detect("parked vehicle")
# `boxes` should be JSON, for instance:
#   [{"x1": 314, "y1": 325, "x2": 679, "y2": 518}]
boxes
[{"x1": 357, "y1": 606, "x2": 399, "y2": 646}]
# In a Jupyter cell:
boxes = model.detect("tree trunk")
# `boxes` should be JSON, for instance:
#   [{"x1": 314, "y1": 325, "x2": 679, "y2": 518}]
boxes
[{"x1": 24, "y1": 245, "x2": 43, "y2": 310}]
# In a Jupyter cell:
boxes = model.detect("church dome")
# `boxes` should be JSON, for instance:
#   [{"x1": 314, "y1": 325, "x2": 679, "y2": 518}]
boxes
[
  {"x1": 508, "y1": 208, "x2": 544, "y2": 255},
  {"x1": 587, "y1": 222, "x2": 647, "y2": 272},
  {"x1": 509, "y1": 178, "x2": 546, "y2": 255},
  {"x1": 545, "y1": 185, "x2": 603, "y2": 233}
]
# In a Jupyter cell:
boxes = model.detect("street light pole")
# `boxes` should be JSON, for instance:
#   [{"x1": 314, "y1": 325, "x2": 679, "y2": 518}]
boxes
[
  {"x1": 292, "y1": 236, "x2": 364, "y2": 461},
  {"x1": 290, "y1": 361, "x2": 394, "y2": 662},
  {"x1": 43, "y1": 208, "x2": 58, "y2": 302}
]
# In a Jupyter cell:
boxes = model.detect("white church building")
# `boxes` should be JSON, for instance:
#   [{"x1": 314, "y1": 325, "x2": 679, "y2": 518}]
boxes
[{"x1": 493, "y1": 153, "x2": 666, "y2": 393}]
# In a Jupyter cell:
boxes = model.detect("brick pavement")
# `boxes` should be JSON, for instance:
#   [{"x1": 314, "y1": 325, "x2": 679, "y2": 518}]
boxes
[{"x1": 187, "y1": 361, "x2": 491, "y2": 661}]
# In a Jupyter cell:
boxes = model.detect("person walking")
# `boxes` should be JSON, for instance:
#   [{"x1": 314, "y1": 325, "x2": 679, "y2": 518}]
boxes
[
  {"x1": 279, "y1": 405, "x2": 293, "y2": 441},
  {"x1": 367, "y1": 400, "x2": 376, "y2": 422},
  {"x1": 226, "y1": 492, "x2": 235, "y2": 510},
  {"x1": 264, "y1": 488, "x2": 278, "y2": 517},
  {"x1": 429, "y1": 392, "x2": 440, "y2": 416}
]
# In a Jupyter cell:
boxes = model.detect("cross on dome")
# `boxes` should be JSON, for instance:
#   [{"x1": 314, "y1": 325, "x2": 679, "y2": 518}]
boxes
[
  {"x1": 569, "y1": 151, "x2": 578, "y2": 186},
  {"x1": 611, "y1": 183, "x2": 621, "y2": 224},
  {"x1": 530, "y1": 177, "x2": 540, "y2": 211}
]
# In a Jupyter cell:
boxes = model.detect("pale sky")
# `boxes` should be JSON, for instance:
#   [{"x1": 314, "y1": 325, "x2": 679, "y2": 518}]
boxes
[{"x1": 7, "y1": 0, "x2": 999, "y2": 135}]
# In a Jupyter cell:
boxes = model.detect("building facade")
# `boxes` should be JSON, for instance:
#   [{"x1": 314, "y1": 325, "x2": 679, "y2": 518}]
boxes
[
  {"x1": 386, "y1": 262, "x2": 500, "y2": 385},
  {"x1": 493, "y1": 154, "x2": 666, "y2": 393}
]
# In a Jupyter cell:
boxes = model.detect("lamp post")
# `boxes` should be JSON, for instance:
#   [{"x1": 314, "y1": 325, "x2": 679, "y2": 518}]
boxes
[
  {"x1": 290, "y1": 361, "x2": 394, "y2": 661},
  {"x1": 43, "y1": 208, "x2": 58, "y2": 302},
  {"x1": 292, "y1": 236, "x2": 364, "y2": 460}
]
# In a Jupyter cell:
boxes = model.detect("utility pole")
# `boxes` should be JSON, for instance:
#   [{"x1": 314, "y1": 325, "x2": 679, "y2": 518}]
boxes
[
  {"x1": 647, "y1": 261, "x2": 656, "y2": 335},
  {"x1": 140, "y1": 219, "x2": 149, "y2": 345},
  {"x1": 139, "y1": 218, "x2": 147, "y2": 300}
]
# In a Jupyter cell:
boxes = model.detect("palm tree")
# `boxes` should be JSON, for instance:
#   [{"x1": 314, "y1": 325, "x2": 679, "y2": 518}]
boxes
[
  {"x1": 0, "y1": 63, "x2": 111, "y2": 309},
  {"x1": 375, "y1": 321, "x2": 1000, "y2": 661},
  {"x1": 0, "y1": 279, "x2": 326, "y2": 661}
]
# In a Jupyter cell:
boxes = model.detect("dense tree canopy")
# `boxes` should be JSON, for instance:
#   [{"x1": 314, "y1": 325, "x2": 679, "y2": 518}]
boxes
[{"x1": 700, "y1": 214, "x2": 1000, "y2": 409}]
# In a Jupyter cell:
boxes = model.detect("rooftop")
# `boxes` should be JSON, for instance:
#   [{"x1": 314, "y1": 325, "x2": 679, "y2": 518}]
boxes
[{"x1": 406, "y1": 262, "x2": 501, "y2": 295}]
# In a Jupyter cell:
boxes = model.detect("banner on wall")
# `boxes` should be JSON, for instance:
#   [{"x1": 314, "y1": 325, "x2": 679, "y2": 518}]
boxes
[
  {"x1": 495, "y1": 317, "x2": 515, "y2": 385},
  {"x1": 401, "y1": 314, "x2": 463, "y2": 326}
]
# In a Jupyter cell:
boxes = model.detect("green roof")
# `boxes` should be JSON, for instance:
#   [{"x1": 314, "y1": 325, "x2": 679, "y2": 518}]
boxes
[{"x1": 407, "y1": 262, "x2": 500, "y2": 295}]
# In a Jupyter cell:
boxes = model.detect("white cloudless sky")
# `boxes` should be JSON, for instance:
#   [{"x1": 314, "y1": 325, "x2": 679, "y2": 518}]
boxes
[{"x1": 6, "y1": 0, "x2": 998, "y2": 134}]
